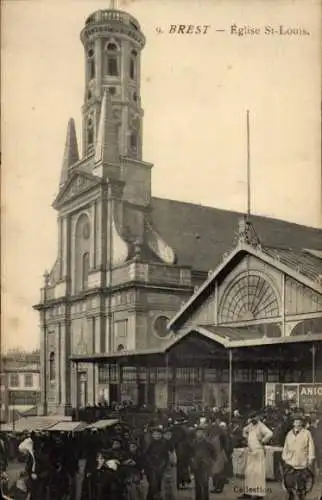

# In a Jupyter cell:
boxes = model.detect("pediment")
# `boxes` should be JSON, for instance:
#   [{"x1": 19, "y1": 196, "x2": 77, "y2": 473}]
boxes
[
  {"x1": 169, "y1": 243, "x2": 322, "y2": 332},
  {"x1": 53, "y1": 171, "x2": 102, "y2": 209}
]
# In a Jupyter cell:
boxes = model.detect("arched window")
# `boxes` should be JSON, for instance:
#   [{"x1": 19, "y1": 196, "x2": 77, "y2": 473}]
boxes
[
  {"x1": 82, "y1": 252, "x2": 89, "y2": 289},
  {"x1": 87, "y1": 118, "x2": 94, "y2": 150},
  {"x1": 75, "y1": 214, "x2": 91, "y2": 293},
  {"x1": 129, "y1": 50, "x2": 137, "y2": 80},
  {"x1": 49, "y1": 352, "x2": 55, "y2": 381},
  {"x1": 88, "y1": 48, "x2": 95, "y2": 80},
  {"x1": 105, "y1": 41, "x2": 119, "y2": 77},
  {"x1": 130, "y1": 131, "x2": 138, "y2": 150},
  {"x1": 219, "y1": 273, "x2": 280, "y2": 323}
]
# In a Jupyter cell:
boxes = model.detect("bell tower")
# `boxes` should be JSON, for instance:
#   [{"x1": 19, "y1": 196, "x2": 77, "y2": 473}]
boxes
[{"x1": 80, "y1": 4, "x2": 145, "y2": 160}]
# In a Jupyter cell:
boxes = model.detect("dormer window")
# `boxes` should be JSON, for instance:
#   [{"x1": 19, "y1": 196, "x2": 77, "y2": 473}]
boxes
[
  {"x1": 105, "y1": 41, "x2": 120, "y2": 77},
  {"x1": 129, "y1": 50, "x2": 137, "y2": 80}
]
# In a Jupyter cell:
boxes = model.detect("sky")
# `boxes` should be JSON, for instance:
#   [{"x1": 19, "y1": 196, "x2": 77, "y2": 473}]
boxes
[{"x1": 2, "y1": 0, "x2": 322, "y2": 352}]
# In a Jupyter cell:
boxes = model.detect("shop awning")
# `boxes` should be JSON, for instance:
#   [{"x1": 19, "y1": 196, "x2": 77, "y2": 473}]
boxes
[{"x1": 0, "y1": 416, "x2": 72, "y2": 433}]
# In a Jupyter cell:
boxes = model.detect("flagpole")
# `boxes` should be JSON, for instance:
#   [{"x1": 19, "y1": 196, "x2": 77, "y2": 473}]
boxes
[
  {"x1": 245, "y1": 110, "x2": 251, "y2": 310},
  {"x1": 246, "y1": 110, "x2": 251, "y2": 217}
]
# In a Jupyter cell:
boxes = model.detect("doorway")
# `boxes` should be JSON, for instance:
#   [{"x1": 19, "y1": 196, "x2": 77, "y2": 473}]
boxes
[
  {"x1": 233, "y1": 382, "x2": 264, "y2": 412},
  {"x1": 79, "y1": 373, "x2": 88, "y2": 408}
]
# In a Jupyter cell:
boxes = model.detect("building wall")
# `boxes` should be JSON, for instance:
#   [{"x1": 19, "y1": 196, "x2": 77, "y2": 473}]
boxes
[{"x1": 1, "y1": 361, "x2": 41, "y2": 421}]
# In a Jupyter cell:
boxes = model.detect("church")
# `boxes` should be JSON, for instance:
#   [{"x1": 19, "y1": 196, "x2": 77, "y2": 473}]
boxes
[{"x1": 34, "y1": 6, "x2": 322, "y2": 416}]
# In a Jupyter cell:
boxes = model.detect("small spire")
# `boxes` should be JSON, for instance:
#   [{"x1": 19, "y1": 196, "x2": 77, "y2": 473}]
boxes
[
  {"x1": 95, "y1": 90, "x2": 120, "y2": 165},
  {"x1": 59, "y1": 118, "x2": 79, "y2": 187},
  {"x1": 43, "y1": 269, "x2": 50, "y2": 287},
  {"x1": 109, "y1": 0, "x2": 117, "y2": 9}
]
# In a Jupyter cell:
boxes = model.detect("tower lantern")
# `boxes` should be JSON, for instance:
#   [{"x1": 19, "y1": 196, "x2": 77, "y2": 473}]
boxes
[{"x1": 80, "y1": 8, "x2": 146, "y2": 160}]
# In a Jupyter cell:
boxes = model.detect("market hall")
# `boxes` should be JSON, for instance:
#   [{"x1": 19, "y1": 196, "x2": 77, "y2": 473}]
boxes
[{"x1": 71, "y1": 226, "x2": 322, "y2": 415}]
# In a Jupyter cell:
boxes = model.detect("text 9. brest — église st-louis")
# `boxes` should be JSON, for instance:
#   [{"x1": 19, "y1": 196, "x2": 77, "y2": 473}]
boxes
[{"x1": 167, "y1": 24, "x2": 310, "y2": 36}]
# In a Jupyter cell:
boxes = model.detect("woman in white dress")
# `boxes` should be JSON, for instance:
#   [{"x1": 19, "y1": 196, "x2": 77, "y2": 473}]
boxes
[{"x1": 238, "y1": 412, "x2": 273, "y2": 500}]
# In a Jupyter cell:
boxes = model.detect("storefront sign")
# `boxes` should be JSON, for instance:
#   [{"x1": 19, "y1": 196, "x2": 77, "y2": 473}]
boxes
[
  {"x1": 299, "y1": 383, "x2": 322, "y2": 411},
  {"x1": 266, "y1": 383, "x2": 322, "y2": 411}
]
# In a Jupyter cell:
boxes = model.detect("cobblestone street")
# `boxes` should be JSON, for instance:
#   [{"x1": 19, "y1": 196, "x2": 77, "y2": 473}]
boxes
[
  {"x1": 5, "y1": 460, "x2": 322, "y2": 500},
  {"x1": 177, "y1": 477, "x2": 322, "y2": 500}
]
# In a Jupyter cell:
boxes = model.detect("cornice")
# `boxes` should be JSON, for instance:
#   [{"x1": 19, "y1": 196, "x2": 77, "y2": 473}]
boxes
[
  {"x1": 81, "y1": 24, "x2": 145, "y2": 48},
  {"x1": 121, "y1": 156, "x2": 153, "y2": 169}
]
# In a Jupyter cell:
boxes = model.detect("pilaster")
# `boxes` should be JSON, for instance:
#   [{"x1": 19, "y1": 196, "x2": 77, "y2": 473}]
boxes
[{"x1": 38, "y1": 322, "x2": 47, "y2": 415}]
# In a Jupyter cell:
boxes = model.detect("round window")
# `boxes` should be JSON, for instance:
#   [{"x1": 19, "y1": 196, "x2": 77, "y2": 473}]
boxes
[
  {"x1": 83, "y1": 222, "x2": 90, "y2": 239},
  {"x1": 154, "y1": 316, "x2": 170, "y2": 338}
]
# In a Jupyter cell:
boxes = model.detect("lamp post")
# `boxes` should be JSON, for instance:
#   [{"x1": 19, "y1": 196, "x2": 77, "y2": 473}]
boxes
[
  {"x1": 311, "y1": 343, "x2": 316, "y2": 384},
  {"x1": 43, "y1": 270, "x2": 50, "y2": 416},
  {"x1": 228, "y1": 349, "x2": 233, "y2": 422}
]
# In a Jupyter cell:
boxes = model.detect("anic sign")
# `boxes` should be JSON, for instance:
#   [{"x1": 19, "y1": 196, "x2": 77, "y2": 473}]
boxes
[{"x1": 299, "y1": 383, "x2": 322, "y2": 411}]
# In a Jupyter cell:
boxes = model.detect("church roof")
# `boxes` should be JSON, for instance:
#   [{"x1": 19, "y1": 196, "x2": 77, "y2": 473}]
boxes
[{"x1": 150, "y1": 197, "x2": 322, "y2": 272}]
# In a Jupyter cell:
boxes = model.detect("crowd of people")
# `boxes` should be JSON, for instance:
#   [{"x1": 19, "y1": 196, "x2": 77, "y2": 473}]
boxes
[{"x1": 0, "y1": 404, "x2": 321, "y2": 500}]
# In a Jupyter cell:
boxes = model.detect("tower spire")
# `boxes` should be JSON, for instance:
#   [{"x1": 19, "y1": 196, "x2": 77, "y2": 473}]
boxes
[
  {"x1": 59, "y1": 118, "x2": 79, "y2": 187},
  {"x1": 109, "y1": 0, "x2": 117, "y2": 9},
  {"x1": 94, "y1": 90, "x2": 120, "y2": 168}
]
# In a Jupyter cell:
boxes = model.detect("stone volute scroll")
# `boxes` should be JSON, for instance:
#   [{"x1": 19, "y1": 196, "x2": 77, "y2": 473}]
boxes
[
  {"x1": 145, "y1": 221, "x2": 176, "y2": 265},
  {"x1": 109, "y1": 215, "x2": 129, "y2": 266},
  {"x1": 108, "y1": 204, "x2": 129, "y2": 266}
]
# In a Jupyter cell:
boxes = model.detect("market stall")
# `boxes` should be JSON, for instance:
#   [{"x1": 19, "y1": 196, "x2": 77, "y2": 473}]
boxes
[{"x1": 233, "y1": 445, "x2": 283, "y2": 481}]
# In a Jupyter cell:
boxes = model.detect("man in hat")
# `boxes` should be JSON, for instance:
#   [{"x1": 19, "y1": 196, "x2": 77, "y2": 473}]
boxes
[
  {"x1": 162, "y1": 426, "x2": 178, "y2": 500},
  {"x1": 122, "y1": 440, "x2": 145, "y2": 500},
  {"x1": 307, "y1": 411, "x2": 322, "y2": 475},
  {"x1": 191, "y1": 421, "x2": 216, "y2": 500},
  {"x1": 238, "y1": 411, "x2": 273, "y2": 499},
  {"x1": 282, "y1": 413, "x2": 315, "y2": 500},
  {"x1": 96, "y1": 457, "x2": 123, "y2": 500},
  {"x1": 143, "y1": 426, "x2": 169, "y2": 500}
]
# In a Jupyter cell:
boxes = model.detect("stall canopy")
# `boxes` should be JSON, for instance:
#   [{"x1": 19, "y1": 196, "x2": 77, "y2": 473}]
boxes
[
  {"x1": 47, "y1": 421, "x2": 87, "y2": 432},
  {"x1": 85, "y1": 419, "x2": 126, "y2": 430},
  {"x1": 0, "y1": 416, "x2": 72, "y2": 433}
]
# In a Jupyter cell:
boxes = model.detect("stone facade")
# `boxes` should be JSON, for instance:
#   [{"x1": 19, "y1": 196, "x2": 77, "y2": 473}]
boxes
[{"x1": 34, "y1": 8, "x2": 205, "y2": 415}]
